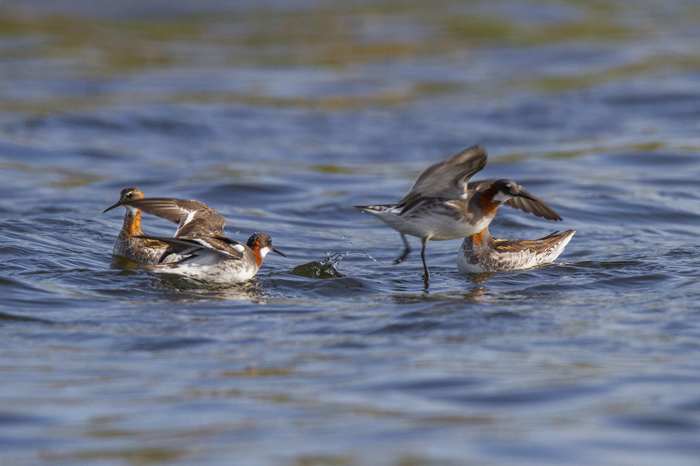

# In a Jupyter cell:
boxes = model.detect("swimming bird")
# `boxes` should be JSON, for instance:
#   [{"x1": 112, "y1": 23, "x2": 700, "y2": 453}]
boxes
[
  {"x1": 355, "y1": 146, "x2": 561, "y2": 287},
  {"x1": 457, "y1": 227, "x2": 575, "y2": 273},
  {"x1": 141, "y1": 231, "x2": 285, "y2": 283},
  {"x1": 105, "y1": 196, "x2": 285, "y2": 283},
  {"x1": 103, "y1": 187, "x2": 169, "y2": 264}
]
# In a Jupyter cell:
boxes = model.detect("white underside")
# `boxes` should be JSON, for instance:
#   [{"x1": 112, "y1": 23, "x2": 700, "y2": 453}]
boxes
[
  {"x1": 152, "y1": 250, "x2": 259, "y2": 283},
  {"x1": 457, "y1": 231, "x2": 575, "y2": 273},
  {"x1": 368, "y1": 208, "x2": 487, "y2": 240}
]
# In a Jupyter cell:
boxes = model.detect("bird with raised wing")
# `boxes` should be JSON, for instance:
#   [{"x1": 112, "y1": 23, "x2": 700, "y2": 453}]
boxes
[
  {"x1": 105, "y1": 195, "x2": 284, "y2": 283},
  {"x1": 355, "y1": 146, "x2": 562, "y2": 287}
]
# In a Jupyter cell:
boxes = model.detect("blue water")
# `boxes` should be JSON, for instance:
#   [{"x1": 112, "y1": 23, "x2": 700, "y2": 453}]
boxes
[{"x1": 2, "y1": 1, "x2": 700, "y2": 465}]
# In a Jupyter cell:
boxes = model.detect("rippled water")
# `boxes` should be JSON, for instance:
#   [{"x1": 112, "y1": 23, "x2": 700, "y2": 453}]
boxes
[{"x1": 2, "y1": 1, "x2": 700, "y2": 465}]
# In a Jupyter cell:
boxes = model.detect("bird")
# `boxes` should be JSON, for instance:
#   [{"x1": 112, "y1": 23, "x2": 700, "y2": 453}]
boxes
[
  {"x1": 103, "y1": 187, "x2": 169, "y2": 264},
  {"x1": 457, "y1": 227, "x2": 575, "y2": 273},
  {"x1": 355, "y1": 145, "x2": 562, "y2": 287},
  {"x1": 105, "y1": 196, "x2": 285, "y2": 283}
]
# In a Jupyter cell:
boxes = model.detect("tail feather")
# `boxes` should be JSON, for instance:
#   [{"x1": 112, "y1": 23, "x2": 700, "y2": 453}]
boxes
[
  {"x1": 354, "y1": 204, "x2": 398, "y2": 214},
  {"x1": 541, "y1": 229, "x2": 576, "y2": 242},
  {"x1": 135, "y1": 234, "x2": 202, "y2": 264}
]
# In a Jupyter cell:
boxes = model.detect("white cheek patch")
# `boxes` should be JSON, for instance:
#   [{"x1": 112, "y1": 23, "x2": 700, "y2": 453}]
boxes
[
  {"x1": 260, "y1": 246, "x2": 271, "y2": 258},
  {"x1": 127, "y1": 206, "x2": 137, "y2": 214},
  {"x1": 493, "y1": 192, "x2": 511, "y2": 203}
]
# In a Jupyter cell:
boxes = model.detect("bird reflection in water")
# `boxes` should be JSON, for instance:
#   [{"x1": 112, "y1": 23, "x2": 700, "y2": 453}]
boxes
[
  {"x1": 110, "y1": 255, "x2": 268, "y2": 303},
  {"x1": 391, "y1": 272, "x2": 492, "y2": 304}
]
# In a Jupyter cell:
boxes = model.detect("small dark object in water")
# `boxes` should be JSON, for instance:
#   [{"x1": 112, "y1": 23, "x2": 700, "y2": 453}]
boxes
[{"x1": 292, "y1": 254, "x2": 344, "y2": 279}]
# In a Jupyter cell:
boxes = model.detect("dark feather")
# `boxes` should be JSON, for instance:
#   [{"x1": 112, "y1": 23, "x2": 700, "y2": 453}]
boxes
[
  {"x1": 124, "y1": 198, "x2": 227, "y2": 237},
  {"x1": 492, "y1": 230, "x2": 575, "y2": 253},
  {"x1": 469, "y1": 179, "x2": 562, "y2": 221},
  {"x1": 354, "y1": 204, "x2": 396, "y2": 213},
  {"x1": 506, "y1": 192, "x2": 562, "y2": 221},
  {"x1": 134, "y1": 234, "x2": 244, "y2": 264},
  {"x1": 399, "y1": 145, "x2": 487, "y2": 202}
]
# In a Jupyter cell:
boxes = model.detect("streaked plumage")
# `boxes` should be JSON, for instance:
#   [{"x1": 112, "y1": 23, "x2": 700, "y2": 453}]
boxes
[
  {"x1": 103, "y1": 187, "x2": 169, "y2": 264},
  {"x1": 108, "y1": 195, "x2": 284, "y2": 283},
  {"x1": 139, "y1": 232, "x2": 283, "y2": 283},
  {"x1": 458, "y1": 228, "x2": 575, "y2": 273},
  {"x1": 398, "y1": 144, "x2": 488, "y2": 203},
  {"x1": 120, "y1": 198, "x2": 226, "y2": 238},
  {"x1": 355, "y1": 145, "x2": 562, "y2": 286}
]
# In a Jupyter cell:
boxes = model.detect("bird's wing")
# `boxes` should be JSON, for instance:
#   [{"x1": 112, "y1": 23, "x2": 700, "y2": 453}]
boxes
[
  {"x1": 126, "y1": 198, "x2": 227, "y2": 237},
  {"x1": 468, "y1": 180, "x2": 562, "y2": 221},
  {"x1": 398, "y1": 145, "x2": 487, "y2": 205},
  {"x1": 505, "y1": 192, "x2": 562, "y2": 221},
  {"x1": 135, "y1": 235, "x2": 245, "y2": 263},
  {"x1": 493, "y1": 230, "x2": 575, "y2": 252}
]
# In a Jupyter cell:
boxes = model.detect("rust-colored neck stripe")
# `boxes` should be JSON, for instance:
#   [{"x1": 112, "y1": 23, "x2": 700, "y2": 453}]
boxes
[
  {"x1": 478, "y1": 188, "x2": 500, "y2": 217},
  {"x1": 252, "y1": 245, "x2": 263, "y2": 267},
  {"x1": 123, "y1": 209, "x2": 143, "y2": 237},
  {"x1": 470, "y1": 228, "x2": 488, "y2": 247}
]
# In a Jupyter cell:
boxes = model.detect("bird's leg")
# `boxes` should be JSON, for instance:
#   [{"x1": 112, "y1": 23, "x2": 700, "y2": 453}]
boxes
[
  {"x1": 421, "y1": 236, "x2": 431, "y2": 288},
  {"x1": 393, "y1": 234, "x2": 412, "y2": 264}
]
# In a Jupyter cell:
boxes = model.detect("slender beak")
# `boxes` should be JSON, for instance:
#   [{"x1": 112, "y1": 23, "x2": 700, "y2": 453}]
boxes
[
  {"x1": 102, "y1": 201, "x2": 123, "y2": 213},
  {"x1": 272, "y1": 248, "x2": 287, "y2": 257}
]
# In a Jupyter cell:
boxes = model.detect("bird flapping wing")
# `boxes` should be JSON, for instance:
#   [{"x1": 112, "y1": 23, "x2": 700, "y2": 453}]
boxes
[
  {"x1": 398, "y1": 145, "x2": 488, "y2": 205},
  {"x1": 125, "y1": 198, "x2": 227, "y2": 237}
]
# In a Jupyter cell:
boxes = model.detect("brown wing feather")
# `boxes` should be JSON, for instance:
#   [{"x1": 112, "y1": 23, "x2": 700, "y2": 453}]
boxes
[
  {"x1": 399, "y1": 145, "x2": 487, "y2": 203},
  {"x1": 125, "y1": 198, "x2": 199, "y2": 223},
  {"x1": 125, "y1": 198, "x2": 226, "y2": 237},
  {"x1": 493, "y1": 230, "x2": 574, "y2": 253},
  {"x1": 174, "y1": 217, "x2": 226, "y2": 238},
  {"x1": 135, "y1": 234, "x2": 244, "y2": 261},
  {"x1": 506, "y1": 193, "x2": 561, "y2": 221}
]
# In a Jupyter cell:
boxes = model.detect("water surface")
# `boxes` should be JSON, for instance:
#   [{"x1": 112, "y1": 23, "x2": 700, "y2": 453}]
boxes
[{"x1": 2, "y1": 1, "x2": 700, "y2": 465}]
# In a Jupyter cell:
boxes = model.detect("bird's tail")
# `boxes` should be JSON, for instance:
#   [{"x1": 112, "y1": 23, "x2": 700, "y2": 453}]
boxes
[{"x1": 354, "y1": 204, "x2": 399, "y2": 215}]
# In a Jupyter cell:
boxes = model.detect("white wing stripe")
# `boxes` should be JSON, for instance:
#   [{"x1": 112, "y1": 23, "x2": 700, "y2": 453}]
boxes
[
  {"x1": 187, "y1": 238, "x2": 244, "y2": 259},
  {"x1": 175, "y1": 210, "x2": 197, "y2": 236}
]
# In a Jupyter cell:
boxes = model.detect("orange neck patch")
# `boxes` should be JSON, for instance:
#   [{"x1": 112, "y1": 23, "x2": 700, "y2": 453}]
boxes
[
  {"x1": 478, "y1": 188, "x2": 500, "y2": 217},
  {"x1": 252, "y1": 245, "x2": 263, "y2": 267},
  {"x1": 470, "y1": 228, "x2": 488, "y2": 247},
  {"x1": 124, "y1": 210, "x2": 143, "y2": 237}
]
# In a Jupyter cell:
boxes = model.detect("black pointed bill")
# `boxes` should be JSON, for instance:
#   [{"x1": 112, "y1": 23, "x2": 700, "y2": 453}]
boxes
[
  {"x1": 272, "y1": 248, "x2": 287, "y2": 257},
  {"x1": 103, "y1": 201, "x2": 123, "y2": 213}
]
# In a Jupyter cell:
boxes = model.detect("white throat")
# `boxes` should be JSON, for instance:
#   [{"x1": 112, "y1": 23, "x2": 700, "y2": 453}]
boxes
[
  {"x1": 259, "y1": 246, "x2": 271, "y2": 258},
  {"x1": 493, "y1": 192, "x2": 511, "y2": 203}
]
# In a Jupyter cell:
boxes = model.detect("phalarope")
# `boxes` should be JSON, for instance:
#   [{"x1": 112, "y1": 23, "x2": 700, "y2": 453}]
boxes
[
  {"x1": 458, "y1": 227, "x2": 575, "y2": 273},
  {"x1": 106, "y1": 196, "x2": 285, "y2": 283},
  {"x1": 356, "y1": 146, "x2": 561, "y2": 286},
  {"x1": 103, "y1": 187, "x2": 169, "y2": 264}
]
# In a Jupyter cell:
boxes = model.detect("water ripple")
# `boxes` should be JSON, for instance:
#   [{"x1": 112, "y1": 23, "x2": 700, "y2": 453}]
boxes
[{"x1": 1, "y1": 1, "x2": 700, "y2": 465}]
